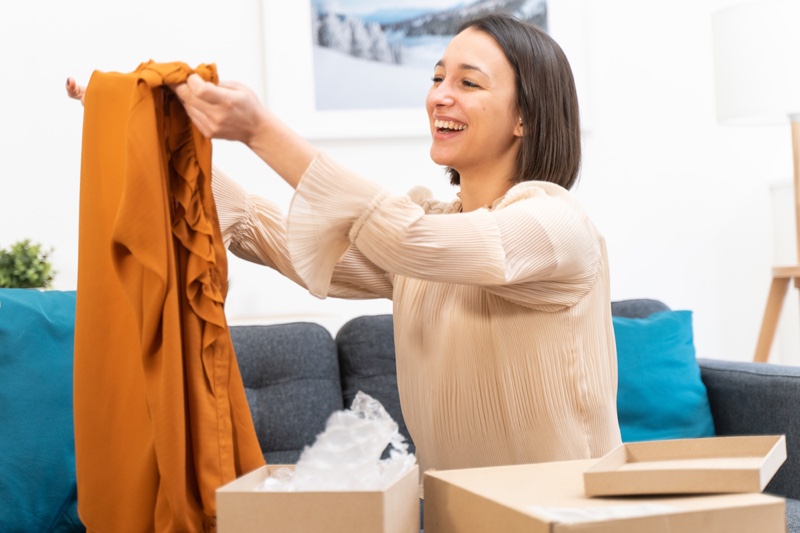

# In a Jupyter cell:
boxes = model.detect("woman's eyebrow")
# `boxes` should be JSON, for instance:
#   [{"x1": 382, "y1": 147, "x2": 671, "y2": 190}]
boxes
[
  {"x1": 461, "y1": 63, "x2": 488, "y2": 76},
  {"x1": 434, "y1": 60, "x2": 488, "y2": 76}
]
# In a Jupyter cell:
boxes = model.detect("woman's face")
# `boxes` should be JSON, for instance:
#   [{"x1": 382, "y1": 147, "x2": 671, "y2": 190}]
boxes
[{"x1": 426, "y1": 27, "x2": 523, "y2": 179}]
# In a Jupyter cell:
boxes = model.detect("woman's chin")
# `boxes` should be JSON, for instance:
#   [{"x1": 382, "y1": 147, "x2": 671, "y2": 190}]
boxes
[{"x1": 429, "y1": 149, "x2": 455, "y2": 169}]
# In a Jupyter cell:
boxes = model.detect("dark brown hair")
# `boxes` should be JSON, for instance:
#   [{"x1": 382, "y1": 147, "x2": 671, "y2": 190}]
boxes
[{"x1": 448, "y1": 12, "x2": 581, "y2": 190}]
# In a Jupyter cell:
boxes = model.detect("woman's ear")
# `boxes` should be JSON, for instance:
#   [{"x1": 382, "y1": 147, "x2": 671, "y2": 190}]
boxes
[{"x1": 514, "y1": 116, "x2": 524, "y2": 137}]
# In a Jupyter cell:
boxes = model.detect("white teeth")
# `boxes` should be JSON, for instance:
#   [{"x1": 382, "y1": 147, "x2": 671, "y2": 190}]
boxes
[{"x1": 434, "y1": 119, "x2": 466, "y2": 131}]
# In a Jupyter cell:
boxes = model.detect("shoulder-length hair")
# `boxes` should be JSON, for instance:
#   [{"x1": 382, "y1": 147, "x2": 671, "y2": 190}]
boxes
[{"x1": 448, "y1": 12, "x2": 581, "y2": 190}]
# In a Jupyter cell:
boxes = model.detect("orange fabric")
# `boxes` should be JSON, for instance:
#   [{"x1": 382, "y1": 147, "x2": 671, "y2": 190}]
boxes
[{"x1": 74, "y1": 61, "x2": 264, "y2": 533}]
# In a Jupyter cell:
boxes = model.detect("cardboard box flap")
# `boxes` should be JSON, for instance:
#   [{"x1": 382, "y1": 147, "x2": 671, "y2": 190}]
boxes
[{"x1": 583, "y1": 435, "x2": 786, "y2": 497}]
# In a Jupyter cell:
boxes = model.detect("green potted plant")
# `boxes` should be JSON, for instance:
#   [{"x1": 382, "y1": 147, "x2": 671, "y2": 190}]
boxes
[{"x1": 0, "y1": 239, "x2": 56, "y2": 289}]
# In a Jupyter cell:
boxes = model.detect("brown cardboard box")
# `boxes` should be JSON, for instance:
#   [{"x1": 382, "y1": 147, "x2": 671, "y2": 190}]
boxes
[
  {"x1": 217, "y1": 464, "x2": 420, "y2": 533},
  {"x1": 424, "y1": 459, "x2": 785, "y2": 532},
  {"x1": 584, "y1": 435, "x2": 787, "y2": 497}
]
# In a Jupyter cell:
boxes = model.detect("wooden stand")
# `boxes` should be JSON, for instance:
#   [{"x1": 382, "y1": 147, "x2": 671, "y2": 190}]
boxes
[{"x1": 754, "y1": 118, "x2": 800, "y2": 362}]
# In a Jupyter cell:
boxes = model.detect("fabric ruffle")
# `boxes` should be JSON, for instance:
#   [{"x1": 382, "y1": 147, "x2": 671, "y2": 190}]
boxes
[
  {"x1": 138, "y1": 61, "x2": 229, "y2": 393},
  {"x1": 167, "y1": 96, "x2": 227, "y2": 383}
]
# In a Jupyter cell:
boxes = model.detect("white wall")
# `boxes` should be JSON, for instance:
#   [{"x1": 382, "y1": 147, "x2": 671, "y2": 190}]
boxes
[{"x1": 1, "y1": 0, "x2": 796, "y2": 363}]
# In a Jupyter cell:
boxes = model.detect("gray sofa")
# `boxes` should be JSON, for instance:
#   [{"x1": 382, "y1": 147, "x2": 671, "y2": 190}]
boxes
[{"x1": 231, "y1": 299, "x2": 800, "y2": 531}]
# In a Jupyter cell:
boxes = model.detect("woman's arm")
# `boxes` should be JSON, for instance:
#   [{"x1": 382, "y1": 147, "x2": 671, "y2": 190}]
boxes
[
  {"x1": 212, "y1": 166, "x2": 392, "y2": 300},
  {"x1": 290, "y1": 154, "x2": 601, "y2": 309},
  {"x1": 171, "y1": 75, "x2": 316, "y2": 190},
  {"x1": 171, "y1": 76, "x2": 398, "y2": 300}
]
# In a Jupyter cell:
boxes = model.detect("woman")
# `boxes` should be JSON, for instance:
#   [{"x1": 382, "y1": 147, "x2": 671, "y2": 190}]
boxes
[{"x1": 68, "y1": 12, "x2": 622, "y2": 476}]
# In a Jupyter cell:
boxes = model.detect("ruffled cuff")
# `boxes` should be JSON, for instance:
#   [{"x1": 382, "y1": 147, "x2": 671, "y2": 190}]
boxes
[
  {"x1": 287, "y1": 152, "x2": 385, "y2": 298},
  {"x1": 211, "y1": 166, "x2": 249, "y2": 248}
]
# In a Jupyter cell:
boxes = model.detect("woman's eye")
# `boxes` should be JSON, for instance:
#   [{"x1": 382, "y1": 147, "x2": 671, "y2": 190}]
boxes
[
  {"x1": 431, "y1": 75, "x2": 443, "y2": 83},
  {"x1": 462, "y1": 79, "x2": 479, "y2": 88}
]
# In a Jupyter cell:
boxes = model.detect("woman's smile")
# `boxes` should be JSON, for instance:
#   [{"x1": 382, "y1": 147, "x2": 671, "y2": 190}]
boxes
[{"x1": 433, "y1": 119, "x2": 468, "y2": 133}]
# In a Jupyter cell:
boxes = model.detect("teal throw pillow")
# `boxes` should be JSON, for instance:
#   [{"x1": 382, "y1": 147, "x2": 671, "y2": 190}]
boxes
[
  {"x1": 614, "y1": 310, "x2": 716, "y2": 442},
  {"x1": 0, "y1": 289, "x2": 84, "y2": 532}
]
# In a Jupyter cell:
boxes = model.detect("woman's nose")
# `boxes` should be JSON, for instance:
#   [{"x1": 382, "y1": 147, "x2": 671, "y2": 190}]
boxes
[{"x1": 427, "y1": 82, "x2": 455, "y2": 108}]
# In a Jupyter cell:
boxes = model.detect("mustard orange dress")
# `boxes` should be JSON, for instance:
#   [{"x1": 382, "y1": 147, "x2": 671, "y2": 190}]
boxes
[{"x1": 74, "y1": 61, "x2": 264, "y2": 533}]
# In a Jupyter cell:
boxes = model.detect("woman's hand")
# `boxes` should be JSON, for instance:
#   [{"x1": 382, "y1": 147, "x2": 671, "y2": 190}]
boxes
[
  {"x1": 66, "y1": 77, "x2": 86, "y2": 106},
  {"x1": 173, "y1": 74, "x2": 318, "y2": 189},
  {"x1": 65, "y1": 72, "x2": 316, "y2": 189},
  {"x1": 171, "y1": 74, "x2": 268, "y2": 146}
]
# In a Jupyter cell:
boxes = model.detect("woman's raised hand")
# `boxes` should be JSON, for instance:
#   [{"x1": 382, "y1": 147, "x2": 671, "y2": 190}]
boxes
[
  {"x1": 66, "y1": 74, "x2": 267, "y2": 147},
  {"x1": 171, "y1": 74, "x2": 268, "y2": 146},
  {"x1": 66, "y1": 77, "x2": 86, "y2": 106},
  {"x1": 65, "y1": 73, "x2": 315, "y2": 189}
]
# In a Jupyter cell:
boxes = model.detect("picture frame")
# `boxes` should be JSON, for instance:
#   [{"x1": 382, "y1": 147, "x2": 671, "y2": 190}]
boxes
[{"x1": 260, "y1": 1, "x2": 590, "y2": 140}]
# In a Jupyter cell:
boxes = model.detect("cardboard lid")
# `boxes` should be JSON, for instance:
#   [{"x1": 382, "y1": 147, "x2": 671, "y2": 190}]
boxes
[{"x1": 583, "y1": 435, "x2": 787, "y2": 497}]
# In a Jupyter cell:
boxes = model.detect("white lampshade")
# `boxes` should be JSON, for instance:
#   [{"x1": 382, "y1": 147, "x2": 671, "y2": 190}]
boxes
[{"x1": 712, "y1": 0, "x2": 800, "y2": 126}]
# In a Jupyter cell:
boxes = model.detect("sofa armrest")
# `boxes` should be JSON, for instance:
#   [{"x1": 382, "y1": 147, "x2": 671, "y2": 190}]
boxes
[{"x1": 698, "y1": 358, "x2": 800, "y2": 500}]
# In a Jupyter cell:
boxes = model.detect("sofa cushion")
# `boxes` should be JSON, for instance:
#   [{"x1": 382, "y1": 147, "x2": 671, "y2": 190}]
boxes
[
  {"x1": 335, "y1": 314, "x2": 414, "y2": 455},
  {"x1": 231, "y1": 322, "x2": 344, "y2": 464},
  {"x1": 0, "y1": 289, "x2": 84, "y2": 532},
  {"x1": 614, "y1": 310, "x2": 716, "y2": 443}
]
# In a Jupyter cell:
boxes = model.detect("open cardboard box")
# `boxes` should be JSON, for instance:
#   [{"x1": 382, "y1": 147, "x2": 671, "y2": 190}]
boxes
[
  {"x1": 423, "y1": 458, "x2": 786, "y2": 532},
  {"x1": 583, "y1": 435, "x2": 787, "y2": 497},
  {"x1": 217, "y1": 464, "x2": 420, "y2": 533}
]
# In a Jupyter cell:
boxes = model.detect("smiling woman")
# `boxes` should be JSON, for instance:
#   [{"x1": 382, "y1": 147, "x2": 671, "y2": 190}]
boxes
[{"x1": 157, "y1": 10, "x2": 622, "y2": 487}]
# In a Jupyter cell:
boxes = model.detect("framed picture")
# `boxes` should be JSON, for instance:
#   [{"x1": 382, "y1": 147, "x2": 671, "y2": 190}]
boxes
[{"x1": 261, "y1": 0, "x2": 590, "y2": 140}]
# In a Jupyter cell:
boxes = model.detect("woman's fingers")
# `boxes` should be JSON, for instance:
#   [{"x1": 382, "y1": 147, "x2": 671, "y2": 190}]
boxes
[
  {"x1": 217, "y1": 79, "x2": 249, "y2": 92},
  {"x1": 184, "y1": 74, "x2": 230, "y2": 105},
  {"x1": 170, "y1": 81, "x2": 193, "y2": 105},
  {"x1": 172, "y1": 75, "x2": 223, "y2": 115},
  {"x1": 182, "y1": 102, "x2": 215, "y2": 138},
  {"x1": 172, "y1": 74, "x2": 265, "y2": 143},
  {"x1": 172, "y1": 79, "x2": 223, "y2": 138},
  {"x1": 186, "y1": 73, "x2": 213, "y2": 96},
  {"x1": 66, "y1": 77, "x2": 86, "y2": 105}
]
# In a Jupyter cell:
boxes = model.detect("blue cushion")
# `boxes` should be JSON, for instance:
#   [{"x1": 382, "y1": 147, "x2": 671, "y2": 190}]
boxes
[
  {"x1": 0, "y1": 289, "x2": 84, "y2": 532},
  {"x1": 614, "y1": 310, "x2": 716, "y2": 442}
]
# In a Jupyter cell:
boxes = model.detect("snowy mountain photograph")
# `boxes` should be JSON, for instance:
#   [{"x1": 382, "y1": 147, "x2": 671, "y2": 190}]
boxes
[{"x1": 309, "y1": 0, "x2": 548, "y2": 111}]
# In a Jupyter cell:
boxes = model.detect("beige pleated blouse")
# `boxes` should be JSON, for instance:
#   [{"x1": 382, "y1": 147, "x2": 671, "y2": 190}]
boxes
[{"x1": 212, "y1": 152, "x2": 622, "y2": 477}]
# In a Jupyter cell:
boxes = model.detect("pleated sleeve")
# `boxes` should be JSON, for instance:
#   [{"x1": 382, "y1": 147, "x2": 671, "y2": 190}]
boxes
[
  {"x1": 211, "y1": 166, "x2": 393, "y2": 300},
  {"x1": 288, "y1": 152, "x2": 602, "y2": 310}
]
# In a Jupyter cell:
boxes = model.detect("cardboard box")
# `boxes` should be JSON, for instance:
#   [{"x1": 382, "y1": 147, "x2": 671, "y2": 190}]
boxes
[
  {"x1": 217, "y1": 464, "x2": 420, "y2": 533},
  {"x1": 583, "y1": 435, "x2": 786, "y2": 497},
  {"x1": 423, "y1": 459, "x2": 785, "y2": 532}
]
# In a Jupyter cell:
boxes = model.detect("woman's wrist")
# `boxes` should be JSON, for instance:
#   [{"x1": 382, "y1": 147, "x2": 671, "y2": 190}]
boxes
[
  {"x1": 246, "y1": 108, "x2": 319, "y2": 190},
  {"x1": 244, "y1": 106, "x2": 274, "y2": 151}
]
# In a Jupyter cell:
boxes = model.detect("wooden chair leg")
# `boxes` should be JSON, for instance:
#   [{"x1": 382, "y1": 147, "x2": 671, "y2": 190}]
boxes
[{"x1": 754, "y1": 277, "x2": 793, "y2": 363}]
